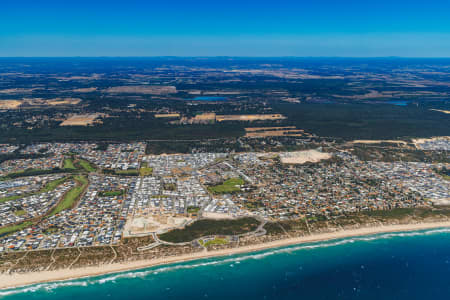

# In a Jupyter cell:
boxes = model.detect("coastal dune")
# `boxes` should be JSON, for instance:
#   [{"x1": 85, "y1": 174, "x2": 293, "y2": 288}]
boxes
[{"x1": 2, "y1": 221, "x2": 450, "y2": 290}]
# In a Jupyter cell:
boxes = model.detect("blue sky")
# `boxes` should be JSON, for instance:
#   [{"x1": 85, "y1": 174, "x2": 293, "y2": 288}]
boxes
[{"x1": 1, "y1": 0, "x2": 450, "y2": 57}]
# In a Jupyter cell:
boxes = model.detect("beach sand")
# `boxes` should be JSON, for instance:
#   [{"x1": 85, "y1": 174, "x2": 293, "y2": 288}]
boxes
[{"x1": 1, "y1": 221, "x2": 450, "y2": 290}]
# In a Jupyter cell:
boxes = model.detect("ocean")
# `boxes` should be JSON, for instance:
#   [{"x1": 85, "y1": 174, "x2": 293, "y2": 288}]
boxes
[{"x1": 2, "y1": 228, "x2": 450, "y2": 300}]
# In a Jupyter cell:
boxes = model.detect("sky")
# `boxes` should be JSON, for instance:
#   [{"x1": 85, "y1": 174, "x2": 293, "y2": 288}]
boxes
[{"x1": 1, "y1": 0, "x2": 450, "y2": 57}]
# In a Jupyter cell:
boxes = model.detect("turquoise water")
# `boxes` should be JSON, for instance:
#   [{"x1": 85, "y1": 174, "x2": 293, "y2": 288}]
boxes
[
  {"x1": 386, "y1": 100, "x2": 409, "y2": 106},
  {"x1": 2, "y1": 228, "x2": 450, "y2": 299},
  {"x1": 192, "y1": 96, "x2": 228, "y2": 101}
]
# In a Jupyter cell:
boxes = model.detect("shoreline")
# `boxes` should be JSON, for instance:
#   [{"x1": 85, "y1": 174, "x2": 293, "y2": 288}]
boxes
[{"x1": 2, "y1": 221, "x2": 450, "y2": 290}]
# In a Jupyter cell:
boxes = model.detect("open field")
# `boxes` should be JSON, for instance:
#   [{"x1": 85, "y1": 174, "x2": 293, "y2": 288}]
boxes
[
  {"x1": 60, "y1": 114, "x2": 103, "y2": 126},
  {"x1": 98, "y1": 190, "x2": 125, "y2": 197},
  {"x1": 124, "y1": 215, "x2": 191, "y2": 236},
  {"x1": 216, "y1": 114, "x2": 286, "y2": 122},
  {"x1": 63, "y1": 158, "x2": 76, "y2": 170},
  {"x1": 139, "y1": 166, "x2": 153, "y2": 176},
  {"x1": 77, "y1": 159, "x2": 96, "y2": 172},
  {"x1": 200, "y1": 237, "x2": 229, "y2": 247},
  {"x1": 0, "y1": 221, "x2": 33, "y2": 237},
  {"x1": 207, "y1": 177, "x2": 244, "y2": 194},
  {"x1": 46, "y1": 98, "x2": 81, "y2": 106},
  {"x1": 49, "y1": 175, "x2": 88, "y2": 216},
  {"x1": 280, "y1": 149, "x2": 332, "y2": 164},
  {"x1": 0, "y1": 100, "x2": 21, "y2": 109},
  {"x1": 154, "y1": 113, "x2": 180, "y2": 118}
]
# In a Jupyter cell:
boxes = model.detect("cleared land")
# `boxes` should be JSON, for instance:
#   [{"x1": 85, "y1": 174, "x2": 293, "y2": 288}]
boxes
[
  {"x1": 60, "y1": 114, "x2": 102, "y2": 126},
  {"x1": 46, "y1": 98, "x2": 81, "y2": 106},
  {"x1": 73, "y1": 87, "x2": 98, "y2": 93},
  {"x1": 216, "y1": 114, "x2": 286, "y2": 122},
  {"x1": 155, "y1": 113, "x2": 180, "y2": 118},
  {"x1": 124, "y1": 215, "x2": 191, "y2": 236},
  {"x1": 0, "y1": 100, "x2": 22, "y2": 109},
  {"x1": 280, "y1": 149, "x2": 332, "y2": 164}
]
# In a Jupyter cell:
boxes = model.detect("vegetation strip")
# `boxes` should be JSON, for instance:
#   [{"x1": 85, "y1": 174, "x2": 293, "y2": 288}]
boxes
[
  {"x1": 49, "y1": 175, "x2": 88, "y2": 216},
  {"x1": 207, "y1": 177, "x2": 244, "y2": 194},
  {"x1": 158, "y1": 217, "x2": 259, "y2": 243}
]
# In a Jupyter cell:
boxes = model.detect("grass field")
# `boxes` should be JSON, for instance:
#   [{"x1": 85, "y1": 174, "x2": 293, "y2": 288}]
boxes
[
  {"x1": 0, "y1": 221, "x2": 33, "y2": 237},
  {"x1": 63, "y1": 158, "x2": 76, "y2": 170},
  {"x1": 200, "y1": 237, "x2": 229, "y2": 247},
  {"x1": 0, "y1": 194, "x2": 22, "y2": 204},
  {"x1": 207, "y1": 177, "x2": 244, "y2": 194},
  {"x1": 139, "y1": 167, "x2": 153, "y2": 176},
  {"x1": 139, "y1": 162, "x2": 153, "y2": 176},
  {"x1": 187, "y1": 206, "x2": 200, "y2": 213},
  {"x1": 14, "y1": 210, "x2": 26, "y2": 216},
  {"x1": 78, "y1": 159, "x2": 96, "y2": 172},
  {"x1": 49, "y1": 175, "x2": 88, "y2": 216},
  {"x1": 41, "y1": 176, "x2": 69, "y2": 193}
]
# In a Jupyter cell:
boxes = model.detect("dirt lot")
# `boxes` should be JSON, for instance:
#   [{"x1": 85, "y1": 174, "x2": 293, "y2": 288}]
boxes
[
  {"x1": 155, "y1": 113, "x2": 180, "y2": 118},
  {"x1": 60, "y1": 113, "x2": 103, "y2": 126},
  {"x1": 280, "y1": 149, "x2": 332, "y2": 164},
  {"x1": 46, "y1": 98, "x2": 81, "y2": 106},
  {"x1": 216, "y1": 114, "x2": 285, "y2": 122},
  {"x1": 0, "y1": 100, "x2": 22, "y2": 109}
]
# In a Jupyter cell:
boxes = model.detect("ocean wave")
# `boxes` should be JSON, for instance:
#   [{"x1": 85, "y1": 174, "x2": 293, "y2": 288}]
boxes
[{"x1": 2, "y1": 227, "x2": 450, "y2": 297}]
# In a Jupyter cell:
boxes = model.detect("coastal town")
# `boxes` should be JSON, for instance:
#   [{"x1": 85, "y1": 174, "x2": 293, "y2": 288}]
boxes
[{"x1": 0, "y1": 139, "x2": 448, "y2": 255}]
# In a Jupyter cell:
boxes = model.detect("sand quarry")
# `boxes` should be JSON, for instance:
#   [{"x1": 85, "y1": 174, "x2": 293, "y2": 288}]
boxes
[
  {"x1": 124, "y1": 215, "x2": 192, "y2": 236},
  {"x1": 280, "y1": 149, "x2": 332, "y2": 164}
]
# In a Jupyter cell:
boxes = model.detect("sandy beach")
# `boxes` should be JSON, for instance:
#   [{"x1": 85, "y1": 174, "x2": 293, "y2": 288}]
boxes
[{"x1": 1, "y1": 221, "x2": 450, "y2": 290}]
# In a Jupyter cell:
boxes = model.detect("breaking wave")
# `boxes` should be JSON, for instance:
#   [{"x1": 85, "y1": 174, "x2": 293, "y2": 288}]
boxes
[{"x1": 2, "y1": 227, "x2": 450, "y2": 297}]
